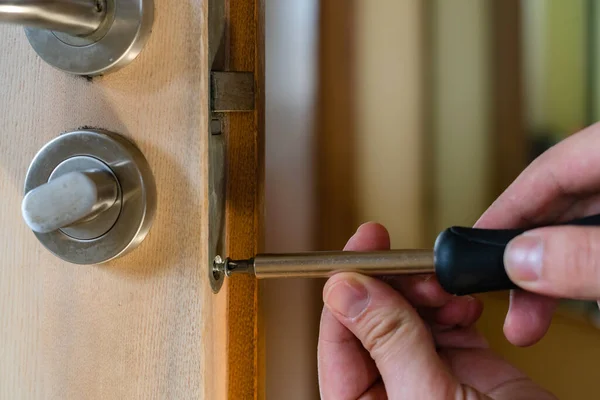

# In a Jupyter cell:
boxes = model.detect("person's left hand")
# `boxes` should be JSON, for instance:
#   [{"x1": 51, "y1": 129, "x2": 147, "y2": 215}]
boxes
[{"x1": 317, "y1": 222, "x2": 555, "y2": 399}]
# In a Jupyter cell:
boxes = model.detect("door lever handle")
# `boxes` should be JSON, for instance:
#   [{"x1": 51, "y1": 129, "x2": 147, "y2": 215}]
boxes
[
  {"x1": 1, "y1": 0, "x2": 154, "y2": 76},
  {"x1": 0, "y1": 0, "x2": 105, "y2": 36}
]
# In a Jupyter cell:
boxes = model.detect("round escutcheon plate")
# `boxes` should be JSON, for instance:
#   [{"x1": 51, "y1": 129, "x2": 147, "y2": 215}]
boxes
[
  {"x1": 24, "y1": 129, "x2": 157, "y2": 264},
  {"x1": 24, "y1": 0, "x2": 154, "y2": 76}
]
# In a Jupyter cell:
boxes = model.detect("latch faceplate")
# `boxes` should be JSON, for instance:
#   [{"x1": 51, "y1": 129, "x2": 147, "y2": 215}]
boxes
[{"x1": 208, "y1": 0, "x2": 255, "y2": 293}]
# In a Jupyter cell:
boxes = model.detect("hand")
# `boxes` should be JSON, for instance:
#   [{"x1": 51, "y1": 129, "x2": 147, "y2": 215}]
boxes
[
  {"x1": 477, "y1": 125, "x2": 600, "y2": 346},
  {"x1": 318, "y1": 223, "x2": 556, "y2": 399}
]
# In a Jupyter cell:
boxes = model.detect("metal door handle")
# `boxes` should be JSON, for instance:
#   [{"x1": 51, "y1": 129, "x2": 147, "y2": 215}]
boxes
[
  {"x1": 0, "y1": 0, "x2": 105, "y2": 36},
  {"x1": 1, "y1": 0, "x2": 154, "y2": 76}
]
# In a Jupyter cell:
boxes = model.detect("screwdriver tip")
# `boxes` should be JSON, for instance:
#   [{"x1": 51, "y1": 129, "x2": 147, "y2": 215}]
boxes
[{"x1": 213, "y1": 255, "x2": 255, "y2": 276}]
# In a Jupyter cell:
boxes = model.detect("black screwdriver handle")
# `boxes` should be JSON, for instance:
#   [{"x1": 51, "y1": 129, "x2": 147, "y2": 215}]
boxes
[{"x1": 433, "y1": 213, "x2": 600, "y2": 296}]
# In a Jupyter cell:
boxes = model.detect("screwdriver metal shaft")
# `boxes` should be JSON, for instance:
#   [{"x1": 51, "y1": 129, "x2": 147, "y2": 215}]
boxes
[{"x1": 215, "y1": 250, "x2": 435, "y2": 279}]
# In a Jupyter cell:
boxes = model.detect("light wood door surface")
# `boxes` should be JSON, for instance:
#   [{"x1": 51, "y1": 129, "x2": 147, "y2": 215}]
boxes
[{"x1": 0, "y1": 0, "x2": 263, "y2": 399}]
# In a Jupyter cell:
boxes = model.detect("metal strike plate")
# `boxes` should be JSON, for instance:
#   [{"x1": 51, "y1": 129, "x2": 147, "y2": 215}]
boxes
[{"x1": 207, "y1": 0, "x2": 255, "y2": 293}]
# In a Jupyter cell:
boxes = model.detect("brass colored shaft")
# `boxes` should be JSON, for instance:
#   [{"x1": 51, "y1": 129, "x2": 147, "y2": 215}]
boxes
[{"x1": 224, "y1": 250, "x2": 435, "y2": 279}]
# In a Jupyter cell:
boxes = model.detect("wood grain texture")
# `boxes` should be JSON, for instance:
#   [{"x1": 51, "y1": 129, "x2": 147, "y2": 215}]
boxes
[
  {"x1": 255, "y1": 0, "x2": 267, "y2": 398},
  {"x1": 223, "y1": 0, "x2": 264, "y2": 398},
  {"x1": 0, "y1": 0, "x2": 263, "y2": 398}
]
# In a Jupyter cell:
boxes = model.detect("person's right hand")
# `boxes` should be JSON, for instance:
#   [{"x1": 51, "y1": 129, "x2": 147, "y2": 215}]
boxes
[{"x1": 475, "y1": 123, "x2": 600, "y2": 346}]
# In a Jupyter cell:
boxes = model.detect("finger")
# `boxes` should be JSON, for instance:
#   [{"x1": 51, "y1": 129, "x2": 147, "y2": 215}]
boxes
[
  {"x1": 433, "y1": 326, "x2": 488, "y2": 349},
  {"x1": 384, "y1": 274, "x2": 454, "y2": 308},
  {"x1": 503, "y1": 290, "x2": 558, "y2": 347},
  {"x1": 318, "y1": 307, "x2": 379, "y2": 400},
  {"x1": 558, "y1": 192, "x2": 600, "y2": 222},
  {"x1": 344, "y1": 222, "x2": 390, "y2": 251},
  {"x1": 439, "y1": 347, "x2": 530, "y2": 395},
  {"x1": 421, "y1": 295, "x2": 483, "y2": 328},
  {"x1": 317, "y1": 221, "x2": 391, "y2": 400},
  {"x1": 348, "y1": 223, "x2": 460, "y2": 310},
  {"x1": 504, "y1": 226, "x2": 600, "y2": 299},
  {"x1": 346, "y1": 222, "x2": 457, "y2": 318},
  {"x1": 323, "y1": 272, "x2": 459, "y2": 398},
  {"x1": 357, "y1": 380, "x2": 387, "y2": 400},
  {"x1": 475, "y1": 124, "x2": 600, "y2": 230}
]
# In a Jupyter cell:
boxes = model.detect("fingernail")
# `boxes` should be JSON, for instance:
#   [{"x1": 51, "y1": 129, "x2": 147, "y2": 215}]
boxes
[
  {"x1": 504, "y1": 234, "x2": 544, "y2": 281},
  {"x1": 324, "y1": 278, "x2": 370, "y2": 318}
]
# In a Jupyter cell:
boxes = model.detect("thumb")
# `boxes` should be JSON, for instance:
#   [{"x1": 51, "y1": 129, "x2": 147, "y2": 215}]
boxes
[
  {"x1": 323, "y1": 273, "x2": 462, "y2": 398},
  {"x1": 505, "y1": 226, "x2": 600, "y2": 299}
]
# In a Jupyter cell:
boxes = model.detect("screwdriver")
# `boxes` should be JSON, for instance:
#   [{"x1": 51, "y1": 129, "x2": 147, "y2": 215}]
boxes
[{"x1": 213, "y1": 213, "x2": 600, "y2": 296}]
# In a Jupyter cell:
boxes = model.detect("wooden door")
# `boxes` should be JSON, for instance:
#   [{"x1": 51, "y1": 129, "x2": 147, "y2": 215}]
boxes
[{"x1": 0, "y1": 0, "x2": 263, "y2": 398}]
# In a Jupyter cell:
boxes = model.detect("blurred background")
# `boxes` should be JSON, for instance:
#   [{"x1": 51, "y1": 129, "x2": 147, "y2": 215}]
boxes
[{"x1": 263, "y1": 1, "x2": 600, "y2": 399}]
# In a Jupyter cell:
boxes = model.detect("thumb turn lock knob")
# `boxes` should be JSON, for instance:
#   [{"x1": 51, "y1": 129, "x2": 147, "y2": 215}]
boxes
[
  {"x1": 23, "y1": 129, "x2": 156, "y2": 264},
  {"x1": 22, "y1": 169, "x2": 119, "y2": 235}
]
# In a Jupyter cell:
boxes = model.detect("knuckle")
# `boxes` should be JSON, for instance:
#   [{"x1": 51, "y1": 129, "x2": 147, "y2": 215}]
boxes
[
  {"x1": 455, "y1": 385, "x2": 487, "y2": 400},
  {"x1": 358, "y1": 306, "x2": 418, "y2": 357},
  {"x1": 570, "y1": 231, "x2": 600, "y2": 287},
  {"x1": 549, "y1": 229, "x2": 600, "y2": 293}
]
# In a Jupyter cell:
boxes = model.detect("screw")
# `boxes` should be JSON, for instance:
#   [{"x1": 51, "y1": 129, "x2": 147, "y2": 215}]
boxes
[{"x1": 213, "y1": 255, "x2": 225, "y2": 279}]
